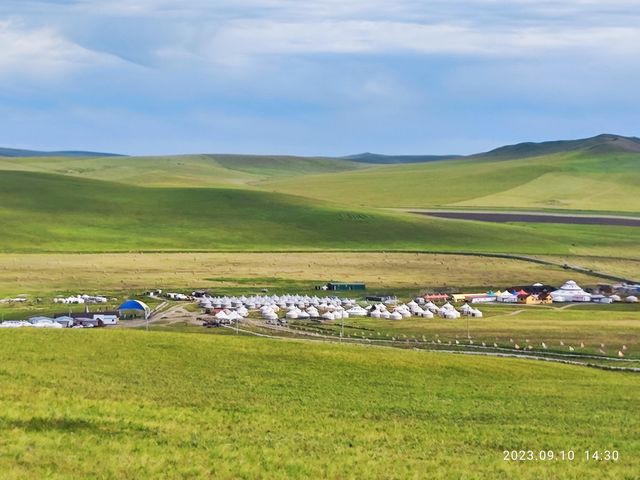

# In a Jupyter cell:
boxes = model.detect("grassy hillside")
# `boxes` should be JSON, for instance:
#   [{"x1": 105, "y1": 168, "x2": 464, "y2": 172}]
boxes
[
  {"x1": 0, "y1": 153, "x2": 366, "y2": 188},
  {"x1": 1, "y1": 171, "x2": 639, "y2": 257},
  {"x1": 3, "y1": 146, "x2": 639, "y2": 214},
  {"x1": 0, "y1": 330, "x2": 638, "y2": 479},
  {"x1": 261, "y1": 151, "x2": 640, "y2": 213}
]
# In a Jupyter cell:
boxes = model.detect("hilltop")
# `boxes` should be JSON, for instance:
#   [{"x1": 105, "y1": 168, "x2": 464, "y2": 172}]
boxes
[{"x1": 474, "y1": 133, "x2": 640, "y2": 160}]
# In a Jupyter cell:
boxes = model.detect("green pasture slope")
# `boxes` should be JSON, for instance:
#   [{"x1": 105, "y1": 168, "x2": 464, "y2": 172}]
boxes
[
  {"x1": 261, "y1": 151, "x2": 640, "y2": 213},
  {"x1": 0, "y1": 330, "x2": 638, "y2": 479},
  {"x1": 1, "y1": 170, "x2": 639, "y2": 257},
  {"x1": 2, "y1": 135, "x2": 639, "y2": 214},
  {"x1": 0, "y1": 153, "x2": 366, "y2": 188}
]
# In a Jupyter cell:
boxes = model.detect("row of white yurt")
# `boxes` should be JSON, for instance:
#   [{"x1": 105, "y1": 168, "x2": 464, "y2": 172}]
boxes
[{"x1": 1, "y1": 319, "x2": 63, "y2": 328}]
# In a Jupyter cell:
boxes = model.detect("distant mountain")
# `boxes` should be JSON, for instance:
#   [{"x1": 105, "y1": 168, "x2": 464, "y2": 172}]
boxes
[
  {"x1": 3, "y1": 133, "x2": 639, "y2": 163},
  {"x1": 344, "y1": 152, "x2": 462, "y2": 164},
  {"x1": 343, "y1": 134, "x2": 640, "y2": 164},
  {"x1": 474, "y1": 134, "x2": 640, "y2": 160},
  {"x1": 0, "y1": 147, "x2": 120, "y2": 158}
]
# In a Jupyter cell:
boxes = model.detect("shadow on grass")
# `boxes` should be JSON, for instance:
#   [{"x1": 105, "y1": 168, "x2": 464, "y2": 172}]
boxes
[{"x1": 1, "y1": 416, "x2": 158, "y2": 438}]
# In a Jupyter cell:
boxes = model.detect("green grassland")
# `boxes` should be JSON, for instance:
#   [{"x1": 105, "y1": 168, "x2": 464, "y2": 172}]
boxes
[
  {"x1": 0, "y1": 153, "x2": 366, "y2": 188},
  {"x1": 1, "y1": 170, "x2": 639, "y2": 259},
  {"x1": 285, "y1": 303, "x2": 640, "y2": 359},
  {"x1": 260, "y1": 152, "x2": 640, "y2": 213},
  {"x1": 0, "y1": 252, "x2": 614, "y2": 297},
  {"x1": 538, "y1": 255, "x2": 640, "y2": 282},
  {"x1": 3, "y1": 149, "x2": 639, "y2": 214},
  {"x1": 0, "y1": 330, "x2": 638, "y2": 479}
]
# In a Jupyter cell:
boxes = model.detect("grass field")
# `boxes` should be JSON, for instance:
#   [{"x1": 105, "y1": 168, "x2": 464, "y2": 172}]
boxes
[
  {"x1": 1, "y1": 170, "x2": 639, "y2": 259},
  {"x1": 3, "y1": 150, "x2": 639, "y2": 214},
  {"x1": 0, "y1": 330, "x2": 638, "y2": 479},
  {"x1": 0, "y1": 153, "x2": 366, "y2": 188},
  {"x1": 1, "y1": 143, "x2": 639, "y2": 480},
  {"x1": 261, "y1": 152, "x2": 640, "y2": 213},
  {"x1": 284, "y1": 303, "x2": 640, "y2": 359},
  {"x1": 538, "y1": 255, "x2": 640, "y2": 282},
  {"x1": 0, "y1": 252, "x2": 620, "y2": 297}
]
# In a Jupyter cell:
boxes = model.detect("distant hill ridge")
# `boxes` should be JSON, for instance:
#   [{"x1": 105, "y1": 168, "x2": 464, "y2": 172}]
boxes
[
  {"x1": 343, "y1": 152, "x2": 463, "y2": 164},
  {"x1": 1, "y1": 133, "x2": 638, "y2": 163},
  {"x1": 474, "y1": 133, "x2": 640, "y2": 159},
  {"x1": 0, "y1": 147, "x2": 121, "y2": 158}
]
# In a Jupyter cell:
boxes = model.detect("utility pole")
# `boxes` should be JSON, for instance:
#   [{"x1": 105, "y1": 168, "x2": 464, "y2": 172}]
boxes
[{"x1": 466, "y1": 314, "x2": 470, "y2": 339}]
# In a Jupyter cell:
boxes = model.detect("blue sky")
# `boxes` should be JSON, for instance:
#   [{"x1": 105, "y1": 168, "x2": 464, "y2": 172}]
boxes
[{"x1": 1, "y1": 0, "x2": 639, "y2": 155}]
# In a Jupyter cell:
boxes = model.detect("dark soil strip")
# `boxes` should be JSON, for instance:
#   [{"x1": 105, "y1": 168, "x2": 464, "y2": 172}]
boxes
[{"x1": 416, "y1": 211, "x2": 640, "y2": 227}]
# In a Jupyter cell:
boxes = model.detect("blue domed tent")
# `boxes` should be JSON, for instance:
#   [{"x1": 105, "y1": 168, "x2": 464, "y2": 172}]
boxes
[{"x1": 118, "y1": 300, "x2": 151, "y2": 319}]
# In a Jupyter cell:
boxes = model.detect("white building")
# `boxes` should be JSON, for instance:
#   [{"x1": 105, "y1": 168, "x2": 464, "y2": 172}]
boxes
[{"x1": 550, "y1": 280, "x2": 591, "y2": 303}]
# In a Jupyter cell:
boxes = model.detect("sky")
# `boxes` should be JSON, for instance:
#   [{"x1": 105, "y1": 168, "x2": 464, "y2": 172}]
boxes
[{"x1": 0, "y1": 0, "x2": 639, "y2": 156}]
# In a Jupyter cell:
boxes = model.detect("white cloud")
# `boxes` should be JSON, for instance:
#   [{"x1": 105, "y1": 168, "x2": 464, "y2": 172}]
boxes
[
  {"x1": 0, "y1": 20, "x2": 124, "y2": 78},
  {"x1": 4, "y1": 1, "x2": 640, "y2": 69},
  {"x1": 200, "y1": 19, "x2": 640, "y2": 64}
]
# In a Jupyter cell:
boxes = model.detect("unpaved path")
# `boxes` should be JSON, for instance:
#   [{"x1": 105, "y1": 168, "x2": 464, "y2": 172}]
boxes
[{"x1": 120, "y1": 302, "x2": 201, "y2": 328}]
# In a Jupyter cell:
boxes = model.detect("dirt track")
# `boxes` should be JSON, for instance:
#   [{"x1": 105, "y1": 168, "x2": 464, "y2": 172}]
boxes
[{"x1": 120, "y1": 302, "x2": 201, "y2": 328}]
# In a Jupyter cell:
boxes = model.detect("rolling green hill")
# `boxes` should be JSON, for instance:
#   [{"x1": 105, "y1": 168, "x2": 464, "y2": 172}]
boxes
[
  {"x1": 261, "y1": 151, "x2": 640, "y2": 213},
  {"x1": 2, "y1": 135, "x2": 639, "y2": 214},
  {"x1": 0, "y1": 170, "x2": 638, "y2": 257},
  {"x1": 1, "y1": 330, "x2": 638, "y2": 479},
  {"x1": 0, "y1": 154, "x2": 367, "y2": 188}
]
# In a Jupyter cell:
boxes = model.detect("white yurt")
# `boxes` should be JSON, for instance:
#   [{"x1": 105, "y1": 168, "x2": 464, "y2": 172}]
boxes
[
  {"x1": 459, "y1": 303, "x2": 472, "y2": 314},
  {"x1": 626, "y1": 296, "x2": 639, "y2": 303},
  {"x1": 347, "y1": 306, "x2": 368, "y2": 317},
  {"x1": 550, "y1": 280, "x2": 591, "y2": 302},
  {"x1": 497, "y1": 291, "x2": 518, "y2": 303},
  {"x1": 389, "y1": 311, "x2": 403, "y2": 320}
]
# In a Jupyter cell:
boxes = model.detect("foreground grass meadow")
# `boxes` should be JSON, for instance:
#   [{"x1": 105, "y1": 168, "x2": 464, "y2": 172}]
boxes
[{"x1": 0, "y1": 330, "x2": 638, "y2": 479}]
